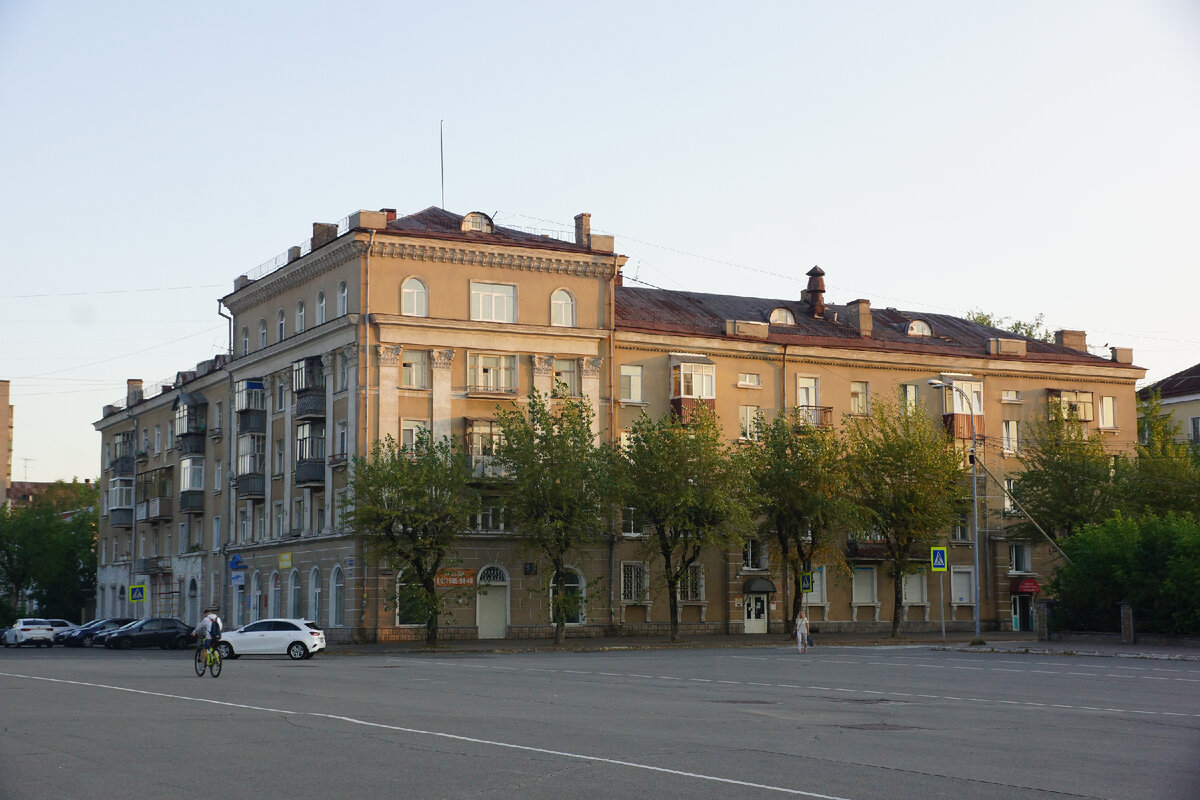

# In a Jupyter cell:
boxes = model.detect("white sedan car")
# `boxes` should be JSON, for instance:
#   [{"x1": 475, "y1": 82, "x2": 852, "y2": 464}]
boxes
[
  {"x1": 3, "y1": 619, "x2": 55, "y2": 647},
  {"x1": 213, "y1": 618, "x2": 326, "y2": 660}
]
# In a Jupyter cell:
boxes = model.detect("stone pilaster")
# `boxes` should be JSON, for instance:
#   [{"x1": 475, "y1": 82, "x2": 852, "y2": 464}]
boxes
[
  {"x1": 431, "y1": 349, "x2": 456, "y2": 441},
  {"x1": 531, "y1": 354, "x2": 556, "y2": 397},
  {"x1": 376, "y1": 345, "x2": 402, "y2": 444},
  {"x1": 581, "y1": 357, "x2": 604, "y2": 439}
]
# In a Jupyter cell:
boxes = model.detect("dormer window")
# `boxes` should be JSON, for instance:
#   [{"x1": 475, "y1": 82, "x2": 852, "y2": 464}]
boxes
[
  {"x1": 769, "y1": 308, "x2": 796, "y2": 325},
  {"x1": 461, "y1": 212, "x2": 494, "y2": 234},
  {"x1": 907, "y1": 320, "x2": 933, "y2": 337}
]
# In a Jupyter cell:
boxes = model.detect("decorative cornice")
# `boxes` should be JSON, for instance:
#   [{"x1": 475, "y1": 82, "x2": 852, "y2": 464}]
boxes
[
  {"x1": 431, "y1": 348, "x2": 455, "y2": 370},
  {"x1": 370, "y1": 239, "x2": 621, "y2": 279},
  {"x1": 224, "y1": 238, "x2": 360, "y2": 313},
  {"x1": 531, "y1": 354, "x2": 556, "y2": 376}
]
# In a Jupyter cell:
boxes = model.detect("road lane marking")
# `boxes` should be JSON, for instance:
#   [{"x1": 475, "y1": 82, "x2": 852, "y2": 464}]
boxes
[{"x1": 0, "y1": 672, "x2": 855, "y2": 800}]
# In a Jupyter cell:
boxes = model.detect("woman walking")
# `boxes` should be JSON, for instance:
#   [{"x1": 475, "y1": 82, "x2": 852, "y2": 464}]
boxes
[{"x1": 795, "y1": 611, "x2": 810, "y2": 654}]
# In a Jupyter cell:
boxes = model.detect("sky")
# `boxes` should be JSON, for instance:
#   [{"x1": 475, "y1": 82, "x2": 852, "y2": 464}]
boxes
[{"x1": 1, "y1": 1, "x2": 1198, "y2": 483}]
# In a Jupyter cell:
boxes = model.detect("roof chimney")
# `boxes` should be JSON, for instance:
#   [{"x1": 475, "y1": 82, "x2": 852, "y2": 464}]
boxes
[
  {"x1": 845, "y1": 299, "x2": 873, "y2": 338},
  {"x1": 574, "y1": 213, "x2": 591, "y2": 248},
  {"x1": 126, "y1": 379, "x2": 143, "y2": 407},
  {"x1": 1054, "y1": 329, "x2": 1088, "y2": 352},
  {"x1": 802, "y1": 266, "x2": 826, "y2": 317},
  {"x1": 312, "y1": 222, "x2": 338, "y2": 249}
]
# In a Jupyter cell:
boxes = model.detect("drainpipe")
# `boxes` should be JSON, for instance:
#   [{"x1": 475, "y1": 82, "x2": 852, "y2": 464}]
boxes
[
  {"x1": 358, "y1": 229, "x2": 375, "y2": 635},
  {"x1": 607, "y1": 251, "x2": 618, "y2": 623},
  {"x1": 216, "y1": 301, "x2": 234, "y2": 620}
]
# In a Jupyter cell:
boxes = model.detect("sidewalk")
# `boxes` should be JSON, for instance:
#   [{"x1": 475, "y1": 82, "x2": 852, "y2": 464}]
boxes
[{"x1": 327, "y1": 629, "x2": 1200, "y2": 662}]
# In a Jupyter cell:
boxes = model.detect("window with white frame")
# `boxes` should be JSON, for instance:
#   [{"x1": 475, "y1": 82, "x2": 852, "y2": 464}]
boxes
[
  {"x1": 1009, "y1": 543, "x2": 1032, "y2": 574},
  {"x1": 1003, "y1": 477, "x2": 1016, "y2": 512},
  {"x1": 621, "y1": 562, "x2": 649, "y2": 603},
  {"x1": 237, "y1": 508, "x2": 249, "y2": 543},
  {"x1": 212, "y1": 516, "x2": 221, "y2": 551},
  {"x1": 296, "y1": 300, "x2": 305, "y2": 333},
  {"x1": 292, "y1": 497, "x2": 304, "y2": 535},
  {"x1": 1002, "y1": 389, "x2": 1021, "y2": 403},
  {"x1": 468, "y1": 353, "x2": 517, "y2": 393},
  {"x1": 770, "y1": 307, "x2": 795, "y2": 325},
  {"x1": 941, "y1": 380, "x2": 983, "y2": 415},
  {"x1": 849, "y1": 381, "x2": 870, "y2": 415},
  {"x1": 852, "y1": 566, "x2": 877, "y2": 604},
  {"x1": 275, "y1": 378, "x2": 286, "y2": 411},
  {"x1": 467, "y1": 420, "x2": 503, "y2": 477},
  {"x1": 621, "y1": 507, "x2": 644, "y2": 537},
  {"x1": 401, "y1": 419, "x2": 428, "y2": 450},
  {"x1": 181, "y1": 457, "x2": 205, "y2": 491},
  {"x1": 402, "y1": 277, "x2": 428, "y2": 317},
  {"x1": 902, "y1": 570, "x2": 927, "y2": 604},
  {"x1": 273, "y1": 501, "x2": 284, "y2": 539},
  {"x1": 337, "y1": 281, "x2": 348, "y2": 316},
  {"x1": 316, "y1": 291, "x2": 325, "y2": 325},
  {"x1": 401, "y1": 349, "x2": 428, "y2": 389},
  {"x1": 899, "y1": 383, "x2": 919, "y2": 411},
  {"x1": 907, "y1": 320, "x2": 932, "y2": 337},
  {"x1": 277, "y1": 309, "x2": 285, "y2": 341},
  {"x1": 255, "y1": 507, "x2": 265, "y2": 540},
  {"x1": 473, "y1": 503, "x2": 504, "y2": 532},
  {"x1": 471, "y1": 282, "x2": 516, "y2": 323},
  {"x1": 743, "y1": 538, "x2": 768, "y2": 570},
  {"x1": 951, "y1": 567, "x2": 975, "y2": 604},
  {"x1": 335, "y1": 419, "x2": 348, "y2": 456},
  {"x1": 295, "y1": 422, "x2": 324, "y2": 461},
  {"x1": 274, "y1": 439, "x2": 285, "y2": 475},
  {"x1": 1099, "y1": 396, "x2": 1116, "y2": 429},
  {"x1": 739, "y1": 405, "x2": 761, "y2": 440},
  {"x1": 952, "y1": 513, "x2": 970, "y2": 542},
  {"x1": 551, "y1": 289, "x2": 575, "y2": 327},
  {"x1": 553, "y1": 358, "x2": 579, "y2": 397},
  {"x1": 805, "y1": 566, "x2": 827, "y2": 604},
  {"x1": 672, "y1": 362, "x2": 715, "y2": 399},
  {"x1": 679, "y1": 563, "x2": 704, "y2": 602},
  {"x1": 620, "y1": 365, "x2": 643, "y2": 403},
  {"x1": 1002, "y1": 420, "x2": 1019, "y2": 453},
  {"x1": 241, "y1": 327, "x2": 249, "y2": 356},
  {"x1": 154, "y1": 426, "x2": 162, "y2": 453},
  {"x1": 1048, "y1": 389, "x2": 1094, "y2": 421},
  {"x1": 337, "y1": 352, "x2": 349, "y2": 392},
  {"x1": 738, "y1": 372, "x2": 761, "y2": 388}
]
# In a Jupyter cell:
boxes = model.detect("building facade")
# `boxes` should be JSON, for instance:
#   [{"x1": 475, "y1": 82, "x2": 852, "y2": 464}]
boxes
[
  {"x1": 94, "y1": 206, "x2": 1145, "y2": 641},
  {"x1": 1139, "y1": 361, "x2": 1200, "y2": 446}
]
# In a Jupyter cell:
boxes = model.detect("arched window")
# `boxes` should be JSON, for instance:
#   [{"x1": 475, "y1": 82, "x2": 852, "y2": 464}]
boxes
[
  {"x1": 240, "y1": 327, "x2": 249, "y2": 356},
  {"x1": 550, "y1": 569, "x2": 585, "y2": 624},
  {"x1": 288, "y1": 569, "x2": 301, "y2": 618},
  {"x1": 330, "y1": 566, "x2": 344, "y2": 627},
  {"x1": 309, "y1": 566, "x2": 322, "y2": 624},
  {"x1": 258, "y1": 319, "x2": 267, "y2": 348},
  {"x1": 316, "y1": 291, "x2": 326, "y2": 325},
  {"x1": 337, "y1": 281, "x2": 348, "y2": 316},
  {"x1": 251, "y1": 571, "x2": 262, "y2": 623},
  {"x1": 551, "y1": 289, "x2": 575, "y2": 327},
  {"x1": 769, "y1": 308, "x2": 796, "y2": 325},
  {"x1": 277, "y1": 309, "x2": 286, "y2": 342},
  {"x1": 270, "y1": 571, "x2": 281, "y2": 618},
  {"x1": 401, "y1": 277, "x2": 428, "y2": 317},
  {"x1": 296, "y1": 301, "x2": 305, "y2": 334},
  {"x1": 907, "y1": 320, "x2": 933, "y2": 337}
]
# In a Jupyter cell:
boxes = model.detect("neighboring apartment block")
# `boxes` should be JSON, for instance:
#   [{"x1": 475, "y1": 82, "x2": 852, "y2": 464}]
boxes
[
  {"x1": 1, "y1": 379, "x2": 11, "y2": 507},
  {"x1": 1139, "y1": 361, "x2": 1200, "y2": 445},
  {"x1": 94, "y1": 206, "x2": 1145, "y2": 642}
]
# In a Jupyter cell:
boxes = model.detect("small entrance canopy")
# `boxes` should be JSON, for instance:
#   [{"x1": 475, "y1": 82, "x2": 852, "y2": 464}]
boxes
[{"x1": 741, "y1": 577, "x2": 777, "y2": 594}]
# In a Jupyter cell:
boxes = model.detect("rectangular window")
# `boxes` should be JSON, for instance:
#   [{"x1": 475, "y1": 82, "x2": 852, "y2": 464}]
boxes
[
  {"x1": 620, "y1": 365, "x2": 643, "y2": 403},
  {"x1": 679, "y1": 564, "x2": 704, "y2": 602},
  {"x1": 180, "y1": 457, "x2": 205, "y2": 491},
  {"x1": 1002, "y1": 420, "x2": 1019, "y2": 453},
  {"x1": 214, "y1": 401, "x2": 223, "y2": 431},
  {"x1": 622, "y1": 507, "x2": 644, "y2": 537},
  {"x1": 255, "y1": 507, "x2": 265, "y2": 541},
  {"x1": 178, "y1": 522, "x2": 187, "y2": 553},
  {"x1": 473, "y1": 504, "x2": 504, "y2": 532},
  {"x1": 1048, "y1": 389, "x2": 1094, "y2": 421},
  {"x1": 212, "y1": 516, "x2": 221, "y2": 551},
  {"x1": 902, "y1": 570, "x2": 927, "y2": 604},
  {"x1": 1001, "y1": 390, "x2": 1021, "y2": 403},
  {"x1": 1009, "y1": 543, "x2": 1032, "y2": 574},
  {"x1": 806, "y1": 566, "x2": 827, "y2": 604},
  {"x1": 337, "y1": 353, "x2": 349, "y2": 392},
  {"x1": 108, "y1": 478, "x2": 134, "y2": 509},
  {"x1": 401, "y1": 419, "x2": 429, "y2": 450},
  {"x1": 237, "y1": 508, "x2": 249, "y2": 543},
  {"x1": 335, "y1": 419, "x2": 348, "y2": 456},
  {"x1": 743, "y1": 538, "x2": 768, "y2": 570},
  {"x1": 235, "y1": 380, "x2": 265, "y2": 412},
  {"x1": 621, "y1": 562, "x2": 649, "y2": 603},
  {"x1": 467, "y1": 420, "x2": 504, "y2": 477},
  {"x1": 899, "y1": 383, "x2": 918, "y2": 411},
  {"x1": 1003, "y1": 477, "x2": 1016, "y2": 512},
  {"x1": 672, "y1": 363, "x2": 716, "y2": 399},
  {"x1": 852, "y1": 567, "x2": 877, "y2": 604},
  {"x1": 237, "y1": 433, "x2": 265, "y2": 475},
  {"x1": 951, "y1": 567, "x2": 975, "y2": 604},
  {"x1": 293, "y1": 497, "x2": 305, "y2": 535},
  {"x1": 401, "y1": 350, "x2": 429, "y2": 389},
  {"x1": 1099, "y1": 396, "x2": 1116, "y2": 429},
  {"x1": 296, "y1": 422, "x2": 325, "y2": 461},
  {"x1": 952, "y1": 513, "x2": 970, "y2": 542},
  {"x1": 553, "y1": 358, "x2": 579, "y2": 397},
  {"x1": 167, "y1": 421, "x2": 175, "y2": 450},
  {"x1": 739, "y1": 405, "x2": 761, "y2": 440},
  {"x1": 738, "y1": 373, "x2": 761, "y2": 388},
  {"x1": 273, "y1": 501, "x2": 284, "y2": 539},
  {"x1": 849, "y1": 382, "x2": 869, "y2": 415},
  {"x1": 941, "y1": 380, "x2": 983, "y2": 415},
  {"x1": 154, "y1": 426, "x2": 162, "y2": 453},
  {"x1": 334, "y1": 488, "x2": 348, "y2": 530},
  {"x1": 213, "y1": 460, "x2": 222, "y2": 492},
  {"x1": 1192, "y1": 417, "x2": 1200, "y2": 443},
  {"x1": 468, "y1": 353, "x2": 518, "y2": 394},
  {"x1": 315, "y1": 498, "x2": 325, "y2": 532},
  {"x1": 275, "y1": 379, "x2": 286, "y2": 412},
  {"x1": 274, "y1": 439, "x2": 285, "y2": 474},
  {"x1": 471, "y1": 282, "x2": 516, "y2": 323}
]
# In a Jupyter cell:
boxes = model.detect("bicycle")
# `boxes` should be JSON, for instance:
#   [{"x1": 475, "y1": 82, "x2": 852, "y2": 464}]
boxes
[{"x1": 194, "y1": 641, "x2": 222, "y2": 677}]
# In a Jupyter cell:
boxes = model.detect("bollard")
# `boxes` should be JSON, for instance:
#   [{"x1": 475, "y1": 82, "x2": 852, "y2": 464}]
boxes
[{"x1": 1120, "y1": 601, "x2": 1134, "y2": 645}]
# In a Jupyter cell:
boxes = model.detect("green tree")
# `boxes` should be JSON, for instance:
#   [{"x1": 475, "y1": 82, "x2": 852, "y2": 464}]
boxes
[
  {"x1": 493, "y1": 390, "x2": 618, "y2": 645},
  {"x1": 965, "y1": 309, "x2": 1053, "y2": 342},
  {"x1": 0, "y1": 504, "x2": 44, "y2": 622},
  {"x1": 623, "y1": 406, "x2": 754, "y2": 642},
  {"x1": 347, "y1": 431, "x2": 478, "y2": 646},
  {"x1": 846, "y1": 402, "x2": 966, "y2": 637},
  {"x1": 1121, "y1": 394, "x2": 1200, "y2": 518},
  {"x1": 1013, "y1": 404, "x2": 1121, "y2": 541},
  {"x1": 30, "y1": 480, "x2": 98, "y2": 621},
  {"x1": 743, "y1": 408, "x2": 858, "y2": 633}
]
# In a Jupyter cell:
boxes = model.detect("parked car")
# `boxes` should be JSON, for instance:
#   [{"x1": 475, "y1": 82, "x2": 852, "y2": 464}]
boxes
[
  {"x1": 47, "y1": 619, "x2": 80, "y2": 643},
  {"x1": 3, "y1": 619, "x2": 55, "y2": 648},
  {"x1": 92, "y1": 620, "x2": 139, "y2": 648},
  {"x1": 61, "y1": 618, "x2": 135, "y2": 647},
  {"x1": 214, "y1": 619, "x2": 326, "y2": 660},
  {"x1": 103, "y1": 618, "x2": 196, "y2": 650}
]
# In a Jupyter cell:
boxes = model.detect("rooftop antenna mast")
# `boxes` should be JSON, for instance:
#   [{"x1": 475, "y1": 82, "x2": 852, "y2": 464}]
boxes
[{"x1": 440, "y1": 120, "x2": 445, "y2": 210}]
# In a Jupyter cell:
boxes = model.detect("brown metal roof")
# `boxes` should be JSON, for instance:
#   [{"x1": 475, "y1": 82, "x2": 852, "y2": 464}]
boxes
[
  {"x1": 615, "y1": 287, "x2": 1128, "y2": 367},
  {"x1": 387, "y1": 207, "x2": 593, "y2": 254},
  {"x1": 1139, "y1": 360, "x2": 1200, "y2": 400}
]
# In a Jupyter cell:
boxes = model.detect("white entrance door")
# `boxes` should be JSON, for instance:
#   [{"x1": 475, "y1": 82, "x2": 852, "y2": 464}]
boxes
[
  {"x1": 744, "y1": 594, "x2": 768, "y2": 634},
  {"x1": 477, "y1": 566, "x2": 509, "y2": 639}
]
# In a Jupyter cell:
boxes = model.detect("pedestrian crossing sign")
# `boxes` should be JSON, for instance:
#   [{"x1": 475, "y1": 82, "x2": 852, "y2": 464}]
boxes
[
  {"x1": 129, "y1": 585, "x2": 146, "y2": 602},
  {"x1": 930, "y1": 547, "x2": 948, "y2": 572},
  {"x1": 801, "y1": 572, "x2": 814, "y2": 593}
]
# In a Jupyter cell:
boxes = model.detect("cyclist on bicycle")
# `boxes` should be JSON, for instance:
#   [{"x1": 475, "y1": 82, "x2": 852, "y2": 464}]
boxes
[{"x1": 193, "y1": 608, "x2": 223, "y2": 657}]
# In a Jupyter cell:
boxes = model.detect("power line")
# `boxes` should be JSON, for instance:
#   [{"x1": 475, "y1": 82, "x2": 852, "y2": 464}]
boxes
[{"x1": 0, "y1": 284, "x2": 225, "y2": 300}]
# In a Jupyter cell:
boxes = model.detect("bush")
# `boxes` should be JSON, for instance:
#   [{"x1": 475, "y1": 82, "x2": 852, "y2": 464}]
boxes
[{"x1": 1050, "y1": 514, "x2": 1200, "y2": 635}]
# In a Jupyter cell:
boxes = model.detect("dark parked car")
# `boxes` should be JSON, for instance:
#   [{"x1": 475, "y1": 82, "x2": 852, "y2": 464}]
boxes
[
  {"x1": 60, "y1": 618, "x2": 136, "y2": 647},
  {"x1": 102, "y1": 618, "x2": 196, "y2": 650}
]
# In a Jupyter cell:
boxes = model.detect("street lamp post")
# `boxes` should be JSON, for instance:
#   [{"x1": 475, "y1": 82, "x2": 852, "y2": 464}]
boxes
[{"x1": 929, "y1": 379, "x2": 981, "y2": 641}]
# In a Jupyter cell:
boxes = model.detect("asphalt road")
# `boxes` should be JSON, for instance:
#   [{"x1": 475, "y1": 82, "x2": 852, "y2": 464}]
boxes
[{"x1": 1, "y1": 644, "x2": 1198, "y2": 800}]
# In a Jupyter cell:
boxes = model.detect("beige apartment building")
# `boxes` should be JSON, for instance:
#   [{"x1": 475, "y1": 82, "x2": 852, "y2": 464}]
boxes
[
  {"x1": 2, "y1": 379, "x2": 11, "y2": 507},
  {"x1": 94, "y1": 206, "x2": 1144, "y2": 642},
  {"x1": 1139, "y1": 361, "x2": 1200, "y2": 445}
]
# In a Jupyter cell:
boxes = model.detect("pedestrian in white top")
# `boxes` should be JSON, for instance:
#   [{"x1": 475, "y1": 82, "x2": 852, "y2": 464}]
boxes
[{"x1": 795, "y1": 611, "x2": 810, "y2": 654}]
